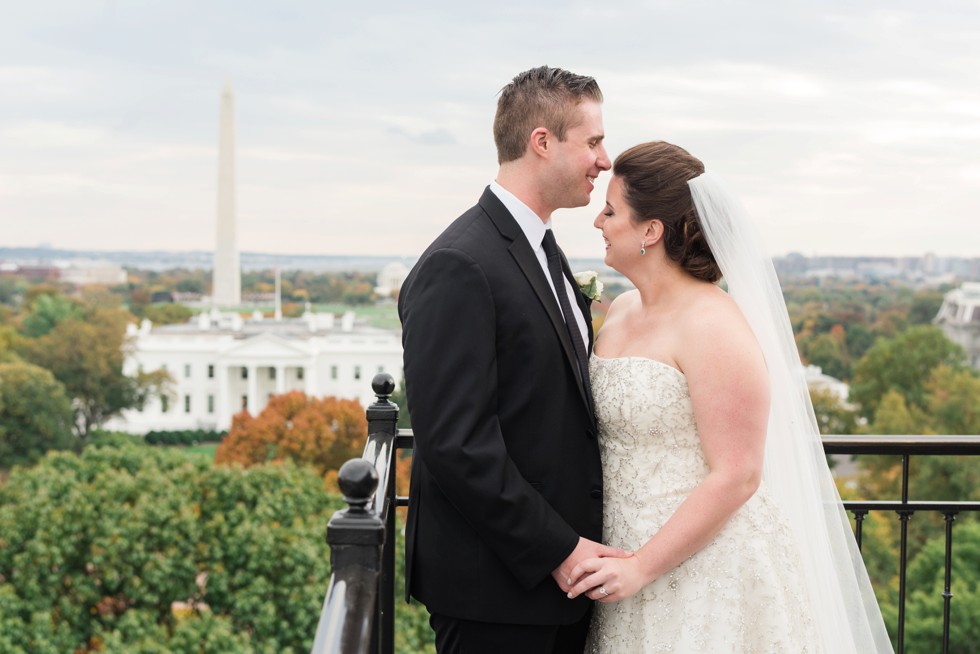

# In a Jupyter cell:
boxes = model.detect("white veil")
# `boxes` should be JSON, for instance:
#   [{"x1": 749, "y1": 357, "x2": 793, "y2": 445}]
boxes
[{"x1": 688, "y1": 173, "x2": 893, "y2": 653}]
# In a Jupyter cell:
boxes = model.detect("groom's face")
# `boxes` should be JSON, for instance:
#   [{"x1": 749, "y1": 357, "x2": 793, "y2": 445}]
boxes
[{"x1": 546, "y1": 100, "x2": 611, "y2": 210}]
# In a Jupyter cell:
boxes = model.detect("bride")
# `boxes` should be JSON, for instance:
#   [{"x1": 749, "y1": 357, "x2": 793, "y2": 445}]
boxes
[{"x1": 566, "y1": 141, "x2": 893, "y2": 653}]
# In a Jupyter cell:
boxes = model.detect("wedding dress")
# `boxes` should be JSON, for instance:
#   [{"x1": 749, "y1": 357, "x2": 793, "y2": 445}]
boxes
[{"x1": 585, "y1": 355, "x2": 820, "y2": 653}]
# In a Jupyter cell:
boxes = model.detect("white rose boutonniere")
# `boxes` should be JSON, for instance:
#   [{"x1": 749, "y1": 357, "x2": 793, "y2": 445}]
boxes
[{"x1": 573, "y1": 270, "x2": 603, "y2": 302}]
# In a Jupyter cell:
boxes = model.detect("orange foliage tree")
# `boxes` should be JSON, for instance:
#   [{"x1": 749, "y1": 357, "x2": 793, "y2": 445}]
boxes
[{"x1": 215, "y1": 392, "x2": 367, "y2": 490}]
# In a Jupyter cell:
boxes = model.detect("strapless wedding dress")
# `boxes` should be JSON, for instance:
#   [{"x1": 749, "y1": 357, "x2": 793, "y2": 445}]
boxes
[{"x1": 586, "y1": 355, "x2": 820, "y2": 653}]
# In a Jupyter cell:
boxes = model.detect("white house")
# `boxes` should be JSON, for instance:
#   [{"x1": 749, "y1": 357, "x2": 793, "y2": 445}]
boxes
[{"x1": 107, "y1": 308, "x2": 403, "y2": 434}]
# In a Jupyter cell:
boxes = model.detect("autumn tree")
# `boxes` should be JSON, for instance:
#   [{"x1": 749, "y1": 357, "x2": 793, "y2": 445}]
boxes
[{"x1": 215, "y1": 392, "x2": 367, "y2": 488}]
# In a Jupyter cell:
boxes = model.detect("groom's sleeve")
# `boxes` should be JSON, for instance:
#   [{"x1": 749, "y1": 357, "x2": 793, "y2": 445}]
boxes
[{"x1": 400, "y1": 247, "x2": 579, "y2": 589}]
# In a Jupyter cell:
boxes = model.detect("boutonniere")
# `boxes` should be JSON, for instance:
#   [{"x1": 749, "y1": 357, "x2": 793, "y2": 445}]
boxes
[{"x1": 573, "y1": 270, "x2": 603, "y2": 302}]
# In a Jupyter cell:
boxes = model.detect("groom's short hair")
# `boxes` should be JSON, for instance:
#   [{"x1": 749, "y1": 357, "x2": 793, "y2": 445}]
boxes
[{"x1": 493, "y1": 66, "x2": 603, "y2": 164}]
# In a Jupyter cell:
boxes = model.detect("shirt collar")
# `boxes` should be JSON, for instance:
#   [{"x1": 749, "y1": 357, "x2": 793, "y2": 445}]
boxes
[{"x1": 489, "y1": 180, "x2": 552, "y2": 250}]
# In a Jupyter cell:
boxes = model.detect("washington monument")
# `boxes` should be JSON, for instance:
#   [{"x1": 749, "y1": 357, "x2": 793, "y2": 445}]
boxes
[{"x1": 212, "y1": 82, "x2": 241, "y2": 307}]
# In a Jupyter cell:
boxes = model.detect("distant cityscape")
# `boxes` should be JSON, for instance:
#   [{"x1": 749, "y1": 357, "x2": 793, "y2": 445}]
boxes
[{"x1": 1, "y1": 245, "x2": 977, "y2": 287}]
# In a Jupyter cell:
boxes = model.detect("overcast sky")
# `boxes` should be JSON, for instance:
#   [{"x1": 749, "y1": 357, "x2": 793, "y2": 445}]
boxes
[{"x1": 2, "y1": 0, "x2": 978, "y2": 259}]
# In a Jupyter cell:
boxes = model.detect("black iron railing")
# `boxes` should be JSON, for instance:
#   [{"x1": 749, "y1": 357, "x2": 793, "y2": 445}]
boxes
[
  {"x1": 823, "y1": 435, "x2": 980, "y2": 654},
  {"x1": 311, "y1": 374, "x2": 412, "y2": 654},
  {"x1": 312, "y1": 377, "x2": 980, "y2": 654}
]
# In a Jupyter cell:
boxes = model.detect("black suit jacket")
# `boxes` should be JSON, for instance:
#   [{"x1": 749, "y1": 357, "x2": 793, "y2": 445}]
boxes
[{"x1": 398, "y1": 187, "x2": 603, "y2": 625}]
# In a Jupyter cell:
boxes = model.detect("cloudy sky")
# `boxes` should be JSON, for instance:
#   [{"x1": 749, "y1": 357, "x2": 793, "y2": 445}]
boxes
[{"x1": 2, "y1": 0, "x2": 978, "y2": 259}]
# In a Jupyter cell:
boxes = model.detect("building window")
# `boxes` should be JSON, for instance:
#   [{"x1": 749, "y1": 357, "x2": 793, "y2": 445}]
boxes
[
  {"x1": 241, "y1": 395, "x2": 248, "y2": 410},
  {"x1": 184, "y1": 364, "x2": 191, "y2": 379},
  {"x1": 161, "y1": 396, "x2": 169, "y2": 413},
  {"x1": 208, "y1": 364, "x2": 215, "y2": 379},
  {"x1": 184, "y1": 395, "x2": 191, "y2": 413},
  {"x1": 297, "y1": 368, "x2": 305, "y2": 380},
  {"x1": 377, "y1": 365, "x2": 384, "y2": 374},
  {"x1": 354, "y1": 365, "x2": 362, "y2": 380},
  {"x1": 207, "y1": 394, "x2": 214, "y2": 414},
  {"x1": 330, "y1": 365, "x2": 338, "y2": 380},
  {"x1": 241, "y1": 367, "x2": 248, "y2": 380},
  {"x1": 269, "y1": 367, "x2": 276, "y2": 380}
]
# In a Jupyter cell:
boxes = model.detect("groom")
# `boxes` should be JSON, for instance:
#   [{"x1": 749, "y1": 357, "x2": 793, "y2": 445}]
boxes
[{"x1": 399, "y1": 66, "x2": 625, "y2": 653}]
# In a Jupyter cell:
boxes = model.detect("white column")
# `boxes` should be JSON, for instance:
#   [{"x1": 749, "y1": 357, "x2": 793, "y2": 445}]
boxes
[
  {"x1": 304, "y1": 359, "x2": 317, "y2": 397},
  {"x1": 247, "y1": 364, "x2": 258, "y2": 414},
  {"x1": 275, "y1": 365, "x2": 286, "y2": 394},
  {"x1": 217, "y1": 363, "x2": 230, "y2": 430}
]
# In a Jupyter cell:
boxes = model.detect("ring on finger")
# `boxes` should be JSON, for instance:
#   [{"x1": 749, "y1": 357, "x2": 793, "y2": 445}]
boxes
[{"x1": 598, "y1": 586, "x2": 608, "y2": 596}]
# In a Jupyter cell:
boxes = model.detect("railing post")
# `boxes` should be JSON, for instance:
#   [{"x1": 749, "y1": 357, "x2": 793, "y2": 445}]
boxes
[
  {"x1": 366, "y1": 373, "x2": 399, "y2": 654},
  {"x1": 311, "y1": 459, "x2": 384, "y2": 654}
]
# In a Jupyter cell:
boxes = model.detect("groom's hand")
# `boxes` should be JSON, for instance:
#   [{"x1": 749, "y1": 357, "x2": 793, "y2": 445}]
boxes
[{"x1": 551, "y1": 537, "x2": 631, "y2": 592}]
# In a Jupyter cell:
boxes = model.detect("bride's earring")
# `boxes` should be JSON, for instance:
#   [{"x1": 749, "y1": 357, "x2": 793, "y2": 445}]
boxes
[{"x1": 640, "y1": 240, "x2": 646, "y2": 256}]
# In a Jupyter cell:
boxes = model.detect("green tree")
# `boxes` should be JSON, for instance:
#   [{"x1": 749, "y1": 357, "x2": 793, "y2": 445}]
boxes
[
  {"x1": 0, "y1": 361, "x2": 75, "y2": 468},
  {"x1": 17, "y1": 305, "x2": 169, "y2": 437},
  {"x1": 20, "y1": 293, "x2": 84, "y2": 337},
  {"x1": 803, "y1": 332, "x2": 849, "y2": 380},
  {"x1": 884, "y1": 521, "x2": 980, "y2": 654},
  {"x1": 908, "y1": 290, "x2": 945, "y2": 325},
  {"x1": 0, "y1": 442, "x2": 343, "y2": 653},
  {"x1": 849, "y1": 327, "x2": 966, "y2": 418}
]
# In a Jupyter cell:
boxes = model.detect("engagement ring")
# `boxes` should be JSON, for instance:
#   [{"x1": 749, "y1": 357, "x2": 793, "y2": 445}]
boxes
[{"x1": 598, "y1": 586, "x2": 608, "y2": 596}]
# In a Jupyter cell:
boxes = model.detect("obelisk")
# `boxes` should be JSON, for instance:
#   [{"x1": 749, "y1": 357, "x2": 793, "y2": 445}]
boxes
[{"x1": 212, "y1": 82, "x2": 241, "y2": 307}]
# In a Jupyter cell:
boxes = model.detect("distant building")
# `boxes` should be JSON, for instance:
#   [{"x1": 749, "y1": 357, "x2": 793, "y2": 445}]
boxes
[
  {"x1": 58, "y1": 259, "x2": 127, "y2": 286},
  {"x1": 106, "y1": 308, "x2": 403, "y2": 434},
  {"x1": 805, "y1": 365, "x2": 850, "y2": 403},
  {"x1": 375, "y1": 261, "x2": 411, "y2": 298},
  {"x1": 935, "y1": 282, "x2": 980, "y2": 368}
]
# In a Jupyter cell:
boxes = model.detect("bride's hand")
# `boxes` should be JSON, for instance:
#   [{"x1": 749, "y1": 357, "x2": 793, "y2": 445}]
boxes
[{"x1": 565, "y1": 554, "x2": 648, "y2": 603}]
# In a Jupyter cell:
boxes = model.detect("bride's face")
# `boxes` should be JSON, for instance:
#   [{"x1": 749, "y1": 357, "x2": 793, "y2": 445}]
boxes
[{"x1": 595, "y1": 176, "x2": 644, "y2": 272}]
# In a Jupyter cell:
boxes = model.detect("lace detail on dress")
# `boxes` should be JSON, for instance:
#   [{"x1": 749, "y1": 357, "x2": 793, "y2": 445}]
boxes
[{"x1": 586, "y1": 356, "x2": 820, "y2": 654}]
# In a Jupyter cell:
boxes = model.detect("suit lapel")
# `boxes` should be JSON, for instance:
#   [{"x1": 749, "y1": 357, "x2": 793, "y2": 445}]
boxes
[{"x1": 479, "y1": 188, "x2": 595, "y2": 422}]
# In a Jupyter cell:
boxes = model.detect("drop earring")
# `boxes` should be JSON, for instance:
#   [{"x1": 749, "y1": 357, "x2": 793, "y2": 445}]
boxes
[{"x1": 640, "y1": 240, "x2": 646, "y2": 256}]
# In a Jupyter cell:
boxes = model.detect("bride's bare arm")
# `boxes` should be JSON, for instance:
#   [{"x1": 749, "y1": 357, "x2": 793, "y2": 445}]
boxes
[{"x1": 567, "y1": 296, "x2": 770, "y2": 602}]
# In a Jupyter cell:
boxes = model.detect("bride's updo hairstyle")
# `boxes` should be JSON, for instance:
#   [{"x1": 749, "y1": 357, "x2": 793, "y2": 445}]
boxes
[{"x1": 613, "y1": 141, "x2": 722, "y2": 283}]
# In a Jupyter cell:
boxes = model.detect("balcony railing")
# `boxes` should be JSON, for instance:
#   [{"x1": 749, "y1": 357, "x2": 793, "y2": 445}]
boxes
[
  {"x1": 312, "y1": 375, "x2": 980, "y2": 654},
  {"x1": 823, "y1": 435, "x2": 980, "y2": 654}
]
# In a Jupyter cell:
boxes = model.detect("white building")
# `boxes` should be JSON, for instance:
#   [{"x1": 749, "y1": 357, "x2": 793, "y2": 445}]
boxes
[
  {"x1": 935, "y1": 282, "x2": 980, "y2": 368},
  {"x1": 107, "y1": 308, "x2": 403, "y2": 434},
  {"x1": 375, "y1": 261, "x2": 411, "y2": 298},
  {"x1": 58, "y1": 259, "x2": 127, "y2": 286},
  {"x1": 804, "y1": 364, "x2": 850, "y2": 403}
]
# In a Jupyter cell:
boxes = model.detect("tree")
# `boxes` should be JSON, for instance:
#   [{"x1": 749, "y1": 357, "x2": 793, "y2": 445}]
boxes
[
  {"x1": 17, "y1": 305, "x2": 169, "y2": 437},
  {"x1": 0, "y1": 442, "x2": 342, "y2": 653},
  {"x1": 0, "y1": 361, "x2": 75, "y2": 468},
  {"x1": 809, "y1": 387, "x2": 858, "y2": 435},
  {"x1": 908, "y1": 290, "x2": 945, "y2": 325},
  {"x1": 849, "y1": 327, "x2": 967, "y2": 418},
  {"x1": 924, "y1": 366, "x2": 980, "y2": 435},
  {"x1": 803, "y1": 332, "x2": 849, "y2": 380},
  {"x1": 883, "y1": 521, "x2": 980, "y2": 654},
  {"x1": 144, "y1": 303, "x2": 194, "y2": 326},
  {"x1": 215, "y1": 392, "x2": 367, "y2": 490},
  {"x1": 20, "y1": 293, "x2": 84, "y2": 337}
]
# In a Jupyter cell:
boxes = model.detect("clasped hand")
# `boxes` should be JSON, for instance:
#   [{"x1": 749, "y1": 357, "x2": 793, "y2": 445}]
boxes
[{"x1": 552, "y1": 537, "x2": 641, "y2": 602}]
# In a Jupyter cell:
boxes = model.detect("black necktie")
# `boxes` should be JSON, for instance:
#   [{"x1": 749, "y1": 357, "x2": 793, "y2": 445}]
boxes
[{"x1": 542, "y1": 229, "x2": 592, "y2": 403}]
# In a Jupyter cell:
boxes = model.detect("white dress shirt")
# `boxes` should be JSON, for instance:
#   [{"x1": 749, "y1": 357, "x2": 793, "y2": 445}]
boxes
[{"x1": 489, "y1": 181, "x2": 589, "y2": 346}]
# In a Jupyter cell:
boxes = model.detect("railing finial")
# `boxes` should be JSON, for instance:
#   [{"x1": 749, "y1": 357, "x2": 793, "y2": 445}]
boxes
[
  {"x1": 372, "y1": 373, "x2": 396, "y2": 403},
  {"x1": 337, "y1": 458, "x2": 380, "y2": 516}
]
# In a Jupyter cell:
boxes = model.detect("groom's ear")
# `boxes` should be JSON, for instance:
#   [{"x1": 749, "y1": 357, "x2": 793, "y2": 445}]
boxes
[{"x1": 529, "y1": 127, "x2": 550, "y2": 158}]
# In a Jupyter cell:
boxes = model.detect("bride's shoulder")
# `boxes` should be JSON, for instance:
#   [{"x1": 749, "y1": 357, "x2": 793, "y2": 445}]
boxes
[
  {"x1": 603, "y1": 288, "x2": 639, "y2": 318},
  {"x1": 680, "y1": 286, "x2": 757, "y2": 349}
]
